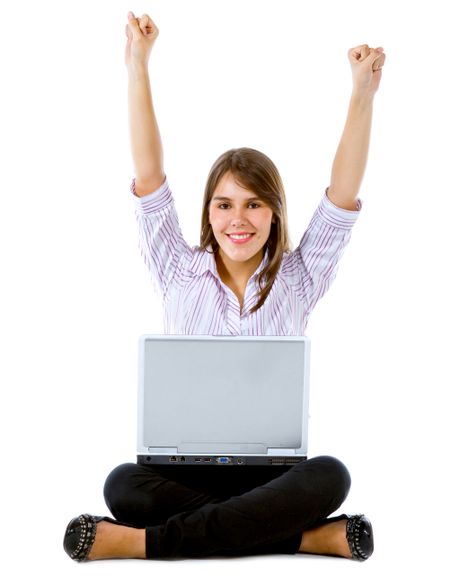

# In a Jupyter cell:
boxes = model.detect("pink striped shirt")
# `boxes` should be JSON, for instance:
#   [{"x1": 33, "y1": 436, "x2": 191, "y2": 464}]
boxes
[{"x1": 131, "y1": 177, "x2": 362, "y2": 335}]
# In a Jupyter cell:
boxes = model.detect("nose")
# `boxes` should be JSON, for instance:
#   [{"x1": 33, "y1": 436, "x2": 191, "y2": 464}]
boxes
[{"x1": 230, "y1": 207, "x2": 248, "y2": 227}]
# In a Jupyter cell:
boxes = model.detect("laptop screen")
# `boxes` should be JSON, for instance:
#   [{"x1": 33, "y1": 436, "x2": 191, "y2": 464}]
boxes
[{"x1": 138, "y1": 335, "x2": 310, "y2": 456}]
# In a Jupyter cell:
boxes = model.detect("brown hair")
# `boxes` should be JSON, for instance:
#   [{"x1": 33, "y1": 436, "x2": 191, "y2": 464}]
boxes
[{"x1": 199, "y1": 147, "x2": 292, "y2": 314}]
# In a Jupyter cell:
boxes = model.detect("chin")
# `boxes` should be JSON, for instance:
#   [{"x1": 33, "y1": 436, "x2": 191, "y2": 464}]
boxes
[{"x1": 228, "y1": 249, "x2": 262, "y2": 262}]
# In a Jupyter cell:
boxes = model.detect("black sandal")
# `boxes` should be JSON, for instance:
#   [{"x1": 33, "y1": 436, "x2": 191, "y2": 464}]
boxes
[
  {"x1": 319, "y1": 513, "x2": 374, "y2": 561},
  {"x1": 63, "y1": 514, "x2": 135, "y2": 562}
]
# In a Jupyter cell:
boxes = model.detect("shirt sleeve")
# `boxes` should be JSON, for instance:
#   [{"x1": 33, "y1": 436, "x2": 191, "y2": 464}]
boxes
[
  {"x1": 290, "y1": 187, "x2": 363, "y2": 316},
  {"x1": 131, "y1": 176, "x2": 191, "y2": 300}
]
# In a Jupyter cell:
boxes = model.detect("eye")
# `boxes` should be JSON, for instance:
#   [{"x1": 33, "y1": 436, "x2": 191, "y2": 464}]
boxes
[{"x1": 217, "y1": 202, "x2": 261, "y2": 209}]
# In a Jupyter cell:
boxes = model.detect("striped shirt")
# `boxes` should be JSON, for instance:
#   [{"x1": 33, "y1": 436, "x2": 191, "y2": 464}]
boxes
[{"x1": 131, "y1": 177, "x2": 362, "y2": 335}]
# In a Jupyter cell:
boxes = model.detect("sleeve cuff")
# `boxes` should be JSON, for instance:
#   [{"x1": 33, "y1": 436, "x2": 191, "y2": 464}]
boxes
[
  {"x1": 131, "y1": 176, "x2": 174, "y2": 214},
  {"x1": 317, "y1": 187, "x2": 363, "y2": 229}
]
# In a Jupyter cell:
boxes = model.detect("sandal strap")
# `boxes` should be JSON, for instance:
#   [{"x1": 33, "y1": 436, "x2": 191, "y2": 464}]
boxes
[
  {"x1": 346, "y1": 514, "x2": 370, "y2": 561},
  {"x1": 70, "y1": 514, "x2": 98, "y2": 562}
]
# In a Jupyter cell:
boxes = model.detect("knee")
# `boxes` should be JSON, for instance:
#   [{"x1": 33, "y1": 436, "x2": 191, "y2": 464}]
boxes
[
  {"x1": 103, "y1": 462, "x2": 143, "y2": 518},
  {"x1": 313, "y1": 455, "x2": 351, "y2": 504}
]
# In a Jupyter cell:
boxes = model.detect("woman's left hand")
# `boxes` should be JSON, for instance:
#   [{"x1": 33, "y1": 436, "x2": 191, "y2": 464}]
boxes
[{"x1": 348, "y1": 44, "x2": 386, "y2": 96}]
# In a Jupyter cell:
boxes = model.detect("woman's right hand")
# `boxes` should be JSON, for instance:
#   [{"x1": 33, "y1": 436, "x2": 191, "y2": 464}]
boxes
[{"x1": 125, "y1": 11, "x2": 159, "y2": 69}]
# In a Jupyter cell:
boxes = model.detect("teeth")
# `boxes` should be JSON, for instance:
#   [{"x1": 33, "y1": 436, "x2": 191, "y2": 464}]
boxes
[{"x1": 229, "y1": 234, "x2": 252, "y2": 240}]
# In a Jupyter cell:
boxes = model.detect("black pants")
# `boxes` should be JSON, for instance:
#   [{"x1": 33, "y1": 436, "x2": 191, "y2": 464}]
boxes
[{"x1": 103, "y1": 455, "x2": 351, "y2": 559}]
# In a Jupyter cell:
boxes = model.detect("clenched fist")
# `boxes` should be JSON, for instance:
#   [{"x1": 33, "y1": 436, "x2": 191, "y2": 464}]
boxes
[
  {"x1": 125, "y1": 11, "x2": 159, "y2": 68},
  {"x1": 349, "y1": 44, "x2": 386, "y2": 95}
]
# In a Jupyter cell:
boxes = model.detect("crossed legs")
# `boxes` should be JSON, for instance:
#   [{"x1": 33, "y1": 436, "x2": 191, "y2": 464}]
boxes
[{"x1": 91, "y1": 455, "x2": 351, "y2": 559}]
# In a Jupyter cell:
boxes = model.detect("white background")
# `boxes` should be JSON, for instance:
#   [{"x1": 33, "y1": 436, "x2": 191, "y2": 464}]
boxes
[{"x1": 1, "y1": 0, "x2": 448, "y2": 581}]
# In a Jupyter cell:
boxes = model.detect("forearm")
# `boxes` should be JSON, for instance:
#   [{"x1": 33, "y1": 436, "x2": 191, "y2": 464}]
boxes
[
  {"x1": 128, "y1": 63, "x2": 164, "y2": 183},
  {"x1": 328, "y1": 91, "x2": 374, "y2": 210}
]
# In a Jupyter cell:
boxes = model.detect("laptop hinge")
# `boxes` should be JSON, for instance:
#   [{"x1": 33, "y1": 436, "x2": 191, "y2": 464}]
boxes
[
  {"x1": 178, "y1": 442, "x2": 267, "y2": 454},
  {"x1": 267, "y1": 448, "x2": 301, "y2": 456}
]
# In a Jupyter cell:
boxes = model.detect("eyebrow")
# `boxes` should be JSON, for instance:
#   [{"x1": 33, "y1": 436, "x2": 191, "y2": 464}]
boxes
[{"x1": 211, "y1": 196, "x2": 262, "y2": 202}]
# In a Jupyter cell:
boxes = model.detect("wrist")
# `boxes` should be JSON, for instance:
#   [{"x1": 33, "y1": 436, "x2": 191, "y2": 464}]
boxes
[
  {"x1": 127, "y1": 61, "x2": 150, "y2": 82},
  {"x1": 350, "y1": 90, "x2": 375, "y2": 109}
]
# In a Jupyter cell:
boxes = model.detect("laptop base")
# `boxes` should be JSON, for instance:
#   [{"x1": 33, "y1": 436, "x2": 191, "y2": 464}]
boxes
[{"x1": 137, "y1": 454, "x2": 307, "y2": 466}]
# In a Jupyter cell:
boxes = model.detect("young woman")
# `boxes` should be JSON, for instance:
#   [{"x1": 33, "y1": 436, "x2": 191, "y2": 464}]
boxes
[{"x1": 63, "y1": 11, "x2": 385, "y2": 562}]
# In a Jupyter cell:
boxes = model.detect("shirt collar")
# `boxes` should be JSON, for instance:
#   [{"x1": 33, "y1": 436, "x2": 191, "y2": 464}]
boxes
[{"x1": 190, "y1": 245, "x2": 270, "y2": 282}]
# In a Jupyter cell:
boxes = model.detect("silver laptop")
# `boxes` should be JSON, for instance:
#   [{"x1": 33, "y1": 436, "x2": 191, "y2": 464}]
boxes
[{"x1": 137, "y1": 334, "x2": 311, "y2": 466}]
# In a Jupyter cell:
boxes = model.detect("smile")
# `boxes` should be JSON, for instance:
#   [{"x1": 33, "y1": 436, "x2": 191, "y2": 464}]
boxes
[{"x1": 226, "y1": 233, "x2": 254, "y2": 243}]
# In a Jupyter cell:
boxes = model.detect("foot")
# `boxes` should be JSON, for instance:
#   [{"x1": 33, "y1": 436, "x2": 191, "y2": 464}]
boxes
[
  {"x1": 87, "y1": 520, "x2": 146, "y2": 560},
  {"x1": 299, "y1": 519, "x2": 352, "y2": 559}
]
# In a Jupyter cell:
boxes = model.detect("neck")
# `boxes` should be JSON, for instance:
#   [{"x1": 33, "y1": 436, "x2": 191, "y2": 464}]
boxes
[{"x1": 215, "y1": 249, "x2": 264, "y2": 285}]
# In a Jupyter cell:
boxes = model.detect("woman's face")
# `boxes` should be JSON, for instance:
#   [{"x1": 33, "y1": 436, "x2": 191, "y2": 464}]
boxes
[{"x1": 208, "y1": 171, "x2": 274, "y2": 269}]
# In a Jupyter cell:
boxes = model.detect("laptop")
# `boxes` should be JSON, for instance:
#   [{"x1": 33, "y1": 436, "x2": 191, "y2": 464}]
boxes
[{"x1": 137, "y1": 334, "x2": 311, "y2": 466}]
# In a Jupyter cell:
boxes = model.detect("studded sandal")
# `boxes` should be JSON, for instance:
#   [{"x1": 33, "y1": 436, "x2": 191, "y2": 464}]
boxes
[
  {"x1": 320, "y1": 513, "x2": 374, "y2": 561},
  {"x1": 63, "y1": 513, "x2": 135, "y2": 562}
]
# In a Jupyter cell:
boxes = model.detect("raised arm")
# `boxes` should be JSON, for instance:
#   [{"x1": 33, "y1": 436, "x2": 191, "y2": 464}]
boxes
[
  {"x1": 125, "y1": 11, "x2": 165, "y2": 196},
  {"x1": 327, "y1": 45, "x2": 386, "y2": 211}
]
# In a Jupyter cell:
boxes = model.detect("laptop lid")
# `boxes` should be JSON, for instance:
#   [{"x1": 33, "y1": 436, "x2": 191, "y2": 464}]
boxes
[{"x1": 137, "y1": 335, "x2": 311, "y2": 466}]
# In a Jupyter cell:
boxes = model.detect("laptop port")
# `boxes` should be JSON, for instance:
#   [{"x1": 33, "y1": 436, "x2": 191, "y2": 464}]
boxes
[
  {"x1": 194, "y1": 457, "x2": 202, "y2": 463},
  {"x1": 216, "y1": 456, "x2": 231, "y2": 464},
  {"x1": 203, "y1": 457, "x2": 211, "y2": 463},
  {"x1": 169, "y1": 456, "x2": 177, "y2": 462},
  {"x1": 180, "y1": 456, "x2": 185, "y2": 462}
]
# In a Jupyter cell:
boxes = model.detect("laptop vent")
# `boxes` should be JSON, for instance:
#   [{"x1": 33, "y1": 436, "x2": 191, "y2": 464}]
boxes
[{"x1": 269, "y1": 457, "x2": 300, "y2": 465}]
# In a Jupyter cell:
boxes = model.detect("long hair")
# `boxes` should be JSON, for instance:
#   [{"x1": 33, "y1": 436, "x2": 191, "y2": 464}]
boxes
[{"x1": 199, "y1": 147, "x2": 292, "y2": 314}]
